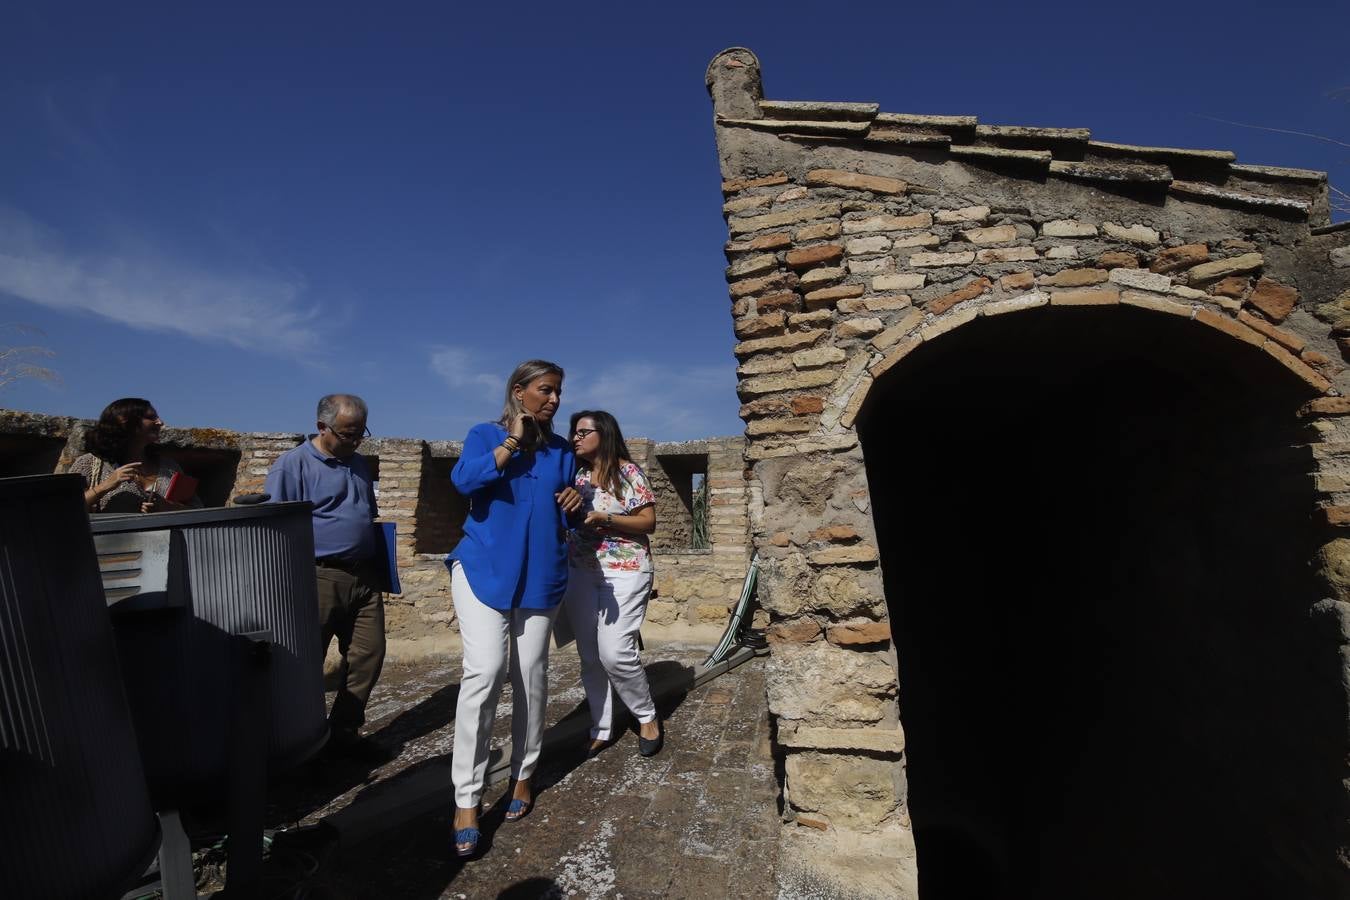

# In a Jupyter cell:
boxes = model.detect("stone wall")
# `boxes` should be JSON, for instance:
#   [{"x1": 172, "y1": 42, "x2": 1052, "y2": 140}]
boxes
[
  {"x1": 0, "y1": 409, "x2": 751, "y2": 648},
  {"x1": 706, "y1": 47, "x2": 1350, "y2": 898}
]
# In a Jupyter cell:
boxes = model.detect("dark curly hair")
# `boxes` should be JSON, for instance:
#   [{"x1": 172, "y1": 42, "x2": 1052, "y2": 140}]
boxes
[{"x1": 84, "y1": 398, "x2": 160, "y2": 463}]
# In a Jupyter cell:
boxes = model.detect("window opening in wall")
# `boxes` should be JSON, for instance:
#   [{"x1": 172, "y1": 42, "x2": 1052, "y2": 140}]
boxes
[
  {"x1": 0, "y1": 434, "x2": 69, "y2": 477},
  {"x1": 650, "y1": 452, "x2": 709, "y2": 551},
  {"x1": 414, "y1": 453, "x2": 467, "y2": 555},
  {"x1": 691, "y1": 472, "x2": 710, "y2": 549},
  {"x1": 160, "y1": 447, "x2": 242, "y2": 508}
]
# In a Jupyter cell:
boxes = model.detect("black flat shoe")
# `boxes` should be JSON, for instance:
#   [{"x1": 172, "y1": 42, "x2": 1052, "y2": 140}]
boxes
[{"x1": 637, "y1": 724, "x2": 663, "y2": 758}]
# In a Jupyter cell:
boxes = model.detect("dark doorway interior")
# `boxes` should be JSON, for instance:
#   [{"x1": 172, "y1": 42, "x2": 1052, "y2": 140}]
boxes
[{"x1": 857, "y1": 307, "x2": 1344, "y2": 899}]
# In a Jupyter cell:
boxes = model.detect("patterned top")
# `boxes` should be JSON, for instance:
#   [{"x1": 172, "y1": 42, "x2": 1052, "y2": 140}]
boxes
[
  {"x1": 67, "y1": 452, "x2": 201, "y2": 513},
  {"x1": 568, "y1": 461, "x2": 656, "y2": 573}
]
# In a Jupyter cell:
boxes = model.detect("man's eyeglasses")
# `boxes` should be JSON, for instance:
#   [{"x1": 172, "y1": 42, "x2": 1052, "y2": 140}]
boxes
[
  {"x1": 326, "y1": 424, "x2": 372, "y2": 442},
  {"x1": 572, "y1": 428, "x2": 597, "y2": 438}
]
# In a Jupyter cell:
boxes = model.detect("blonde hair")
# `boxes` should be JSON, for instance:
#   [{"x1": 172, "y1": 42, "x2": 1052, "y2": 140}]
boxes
[{"x1": 498, "y1": 359, "x2": 565, "y2": 449}]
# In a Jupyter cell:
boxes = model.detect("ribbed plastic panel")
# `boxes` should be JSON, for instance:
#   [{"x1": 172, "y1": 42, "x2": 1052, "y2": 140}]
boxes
[
  {"x1": 92, "y1": 502, "x2": 326, "y2": 804},
  {"x1": 0, "y1": 475, "x2": 157, "y2": 899}
]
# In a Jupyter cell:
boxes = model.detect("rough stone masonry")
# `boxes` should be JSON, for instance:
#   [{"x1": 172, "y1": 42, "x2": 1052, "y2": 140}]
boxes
[{"x1": 707, "y1": 47, "x2": 1350, "y2": 898}]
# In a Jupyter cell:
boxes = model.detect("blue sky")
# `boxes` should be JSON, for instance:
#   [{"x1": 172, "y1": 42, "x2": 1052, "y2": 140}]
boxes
[{"x1": 1, "y1": 1, "x2": 1347, "y2": 441}]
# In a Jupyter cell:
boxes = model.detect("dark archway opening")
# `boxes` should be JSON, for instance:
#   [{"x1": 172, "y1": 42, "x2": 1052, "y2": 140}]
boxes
[{"x1": 857, "y1": 307, "x2": 1345, "y2": 899}]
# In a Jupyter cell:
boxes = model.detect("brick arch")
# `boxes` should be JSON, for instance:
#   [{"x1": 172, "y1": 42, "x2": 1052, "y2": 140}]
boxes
[{"x1": 837, "y1": 283, "x2": 1336, "y2": 433}]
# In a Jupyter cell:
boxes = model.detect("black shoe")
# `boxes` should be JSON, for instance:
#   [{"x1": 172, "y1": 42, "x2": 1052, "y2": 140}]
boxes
[
  {"x1": 327, "y1": 730, "x2": 393, "y2": 764},
  {"x1": 637, "y1": 724, "x2": 663, "y2": 758}
]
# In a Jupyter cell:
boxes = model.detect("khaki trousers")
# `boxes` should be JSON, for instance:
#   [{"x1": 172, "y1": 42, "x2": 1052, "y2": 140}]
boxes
[{"x1": 316, "y1": 561, "x2": 386, "y2": 734}]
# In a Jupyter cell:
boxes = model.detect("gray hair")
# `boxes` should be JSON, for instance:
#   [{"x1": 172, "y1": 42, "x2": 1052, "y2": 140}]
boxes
[
  {"x1": 317, "y1": 393, "x2": 368, "y2": 426},
  {"x1": 499, "y1": 359, "x2": 564, "y2": 446}
]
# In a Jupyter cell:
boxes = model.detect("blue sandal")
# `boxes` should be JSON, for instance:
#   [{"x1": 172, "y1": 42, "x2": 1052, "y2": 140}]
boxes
[
  {"x1": 454, "y1": 826, "x2": 480, "y2": 858},
  {"x1": 505, "y1": 797, "x2": 533, "y2": 822}
]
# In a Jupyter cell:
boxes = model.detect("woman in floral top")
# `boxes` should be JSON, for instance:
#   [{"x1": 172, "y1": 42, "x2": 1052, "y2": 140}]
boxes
[{"x1": 563, "y1": 410, "x2": 664, "y2": 758}]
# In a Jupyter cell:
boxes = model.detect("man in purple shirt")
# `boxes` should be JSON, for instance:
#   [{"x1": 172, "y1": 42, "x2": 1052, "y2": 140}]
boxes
[{"x1": 265, "y1": 394, "x2": 387, "y2": 762}]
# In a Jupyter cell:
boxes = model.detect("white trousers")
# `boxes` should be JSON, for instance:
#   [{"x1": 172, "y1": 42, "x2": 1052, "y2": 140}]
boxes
[
  {"x1": 563, "y1": 565, "x2": 656, "y2": 741},
  {"x1": 450, "y1": 562, "x2": 559, "y2": 809}
]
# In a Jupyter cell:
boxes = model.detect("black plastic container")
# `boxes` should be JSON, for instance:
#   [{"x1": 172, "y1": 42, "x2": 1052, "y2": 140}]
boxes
[{"x1": 0, "y1": 474, "x2": 158, "y2": 898}]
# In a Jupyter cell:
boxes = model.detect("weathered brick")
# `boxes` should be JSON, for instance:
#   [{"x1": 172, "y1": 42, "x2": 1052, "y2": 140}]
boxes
[
  {"x1": 767, "y1": 619, "x2": 823, "y2": 644},
  {"x1": 1039, "y1": 268, "x2": 1108, "y2": 287},
  {"x1": 723, "y1": 172, "x2": 789, "y2": 194},
  {"x1": 1235, "y1": 310, "x2": 1304, "y2": 352},
  {"x1": 1263, "y1": 340, "x2": 1332, "y2": 392},
  {"x1": 1150, "y1": 243, "x2": 1209, "y2": 274},
  {"x1": 1102, "y1": 222, "x2": 1161, "y2": 246},
  {"x1": 748, "y1": 417, "x2": 816, "y2": 436},
  {"x1": 734, "y1": 328, "x2": 825, "y2": 357},
  {"x1": 870, "y1": 308, "x2": 925, "y2": 350},
  {"x1": 846, "y1": 257, "x2": 894, "y2": 276},
  {"x1": 1247, "y1": 277, "x2": 1299, "y2": 323},
  {"x1": 845, "y1": 235, "x2": 891, "y2": 256},
  {"x1": 1000, "y1": 271, "x2": 1035, "y2": 291},
  {"x1": 910, "y1": 250, "x2": 976, "y2": 267},
  {"x1": 738, "y1": 356, "x2": 793, "y2": 377},
  {"x1": 976, "y1": 246, "x2": 1038, "y2": 263},
  {"x1": 869, "y1": 334, "x2": 923, "y2": 379},
  {"x1": 775, "y1": 186, "x2": 809, "y2": 204},
  {"x1": 739, "y1": 396, "x2": 793, "y2": 418},
  {"x1": 1045, "y1": 246, "x2": 1079, "y2": 260},
  {"x1": 1193, "y1": 307, "x2": 1264, "y2": 347},
  {"x1": 740, "y1": 368, "x2": 839, "y2": 396},
  {"x1": 786, "y1": 244, "x2": 845, "y2": 269},
  {"x1": 1050, "y1": 288, "x2": 1120, "y2": 306},
  {"x1": 723, "y1": 194, "x2": 773, "y2": 215},
  {"x1": 769, "y1": 531, "x2": 792, "y2": 547},
  {"x1": 983, "y1": 291, "x2": 1049, "y2": 316},
  {"x1": 873, "y1": 273, "x2": 925, "y2": 291},
  {"x1": 792, "y1": 346, "x2": 847, "y2": 368},
  {"x1": 928, "y1": 277, "x2": 993, "y2": 315},
  {"x1": 919, "y1": 306, "x2": 980, "y2": 340},
  {"x1": 791, "y1": 395, "x2": 825, "y2": 415},
  {"x1": 839, "y1": 374, "x2": 873, "y2": 430},
  {"x1": 1211, "y1": 276, "x2": 1250, "y2": 299},
  {"x1": 729, "y1": 270, "x2": 798, "y2": 298},
  {"x1": 804, "y1": 283, "x2": 865, "y2": 306},
  {"x1": 795, "y1": 222, "x2": 841, "y2": 242},
  {"x1": 837, "y1": 317, "x2": 885, "y2": 339},
  {"x1": 734, "y1": 312, "x2": 787, "y2": 338},
  {"x1": 1120, "y1": 291, "x2": 1193, "y2": 317},
  {"x1": 789, "y1": 310, "x2": 834, "y2": 327},
  {"x1": 730, "y1": 203, "x2": 842, "y2": 235},
  {"x1": 826, "y1": 621, "x2": 892, "y2": 646},
  {"x1": 726, "y1": 232, "x2": 793, "y2": 254},
  {"x1": 800, "y1": 267, "x2": 845, "y2": 288},
  {"x1": 805, "y1": 169, "x2": 907, "y2": 195},
  {"x1": 1186, "y1": 252, "x2": 1264, "y2": 283},
  {"x1": 1302, "y1": 398, "x2": 1350, "y2": 416},
  {"x1": 841, "y1": 212, "x2": 933, "y2": 234},
  {"x1": 935, "y1": 206, "x2": 989, "y2": 224},
  {"x1": 961, "y1": 224, "x2": 1018, "y2": 245},
  {"x1": 1097, "y1": 250, "x2": 1140, "y2": 269},
  {"x1": 1041, "y1": 219, "x2": 1098, "y2": 238},
  {"x1": 892, "y1": 232, "x2": 941, "y2": 249},
  {"x1": 726, "y1": 253, "x2": 778, "y2": 280},
  {"x1": 807, "y1": 545, "x2": 879, "y2": 565},
  {"x1": 756, "y1": 291, "x2": 801, "y2": 313},
  {"x1": 810, "y1": 525, "x2": 860, "y2": 543},
  {"x1": 1108, "y1": 268, "x2": 1171, "y2": 292}
]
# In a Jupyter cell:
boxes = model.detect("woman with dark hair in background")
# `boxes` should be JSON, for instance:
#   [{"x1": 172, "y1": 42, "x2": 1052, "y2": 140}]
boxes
[
  {"x1": 67, "y1": 398, "x2": 201, "y2": 513},
  {"x1": 563, "y1": 410, "x2": 662, "y2": 759},
  {"x1": 447, "y1": 360, "x2": 582, "y2": 858}
]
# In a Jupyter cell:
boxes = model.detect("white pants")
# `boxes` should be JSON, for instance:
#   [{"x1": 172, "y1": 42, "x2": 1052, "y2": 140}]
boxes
[
  {"x1": 450, "y1": 562, "x2": 559, "y2": 809},
  {"x1": 563, "y1": 565, "x2": 656, "y2": 741}
]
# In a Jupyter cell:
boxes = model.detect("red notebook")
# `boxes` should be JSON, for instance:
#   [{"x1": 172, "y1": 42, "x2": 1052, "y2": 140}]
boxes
[{"x1": 164, "y1": 472, "x2": 199, "y2": 504}]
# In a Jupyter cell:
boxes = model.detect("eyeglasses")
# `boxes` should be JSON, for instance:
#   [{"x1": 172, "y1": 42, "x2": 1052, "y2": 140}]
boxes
[
  {"x1": 326, "y1": 424, "x2": 372, "y2": 442},
  {"x1": 572, "y1": 428, "x2": 597, "y2": 438}
]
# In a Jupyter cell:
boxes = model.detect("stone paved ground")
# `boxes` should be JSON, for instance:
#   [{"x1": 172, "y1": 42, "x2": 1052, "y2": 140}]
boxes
[{"x1": 262, "y1": 645, "x2": 781, "y2": 899}]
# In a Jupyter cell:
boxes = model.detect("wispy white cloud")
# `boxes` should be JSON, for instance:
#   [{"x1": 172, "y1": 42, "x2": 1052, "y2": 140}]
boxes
[
  {"x1": 428, "y1": 345, "x2": 503, "y2": 401},
  {"x1": 0, "y1": 206, "x2": 324, "y2": 355},
  {"x1": 566, "y1": 362, "x2": 738, "y2": 441}
]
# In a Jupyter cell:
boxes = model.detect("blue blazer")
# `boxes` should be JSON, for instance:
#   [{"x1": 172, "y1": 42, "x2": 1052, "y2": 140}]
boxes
[{"x1": 448, "y1": 422, "x2": 574, "y2": 609}]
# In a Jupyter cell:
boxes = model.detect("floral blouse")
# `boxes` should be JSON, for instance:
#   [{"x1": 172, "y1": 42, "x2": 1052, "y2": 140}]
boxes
[{"x1": 568, "y1": 461, "x2": 656, "y2": 573}]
